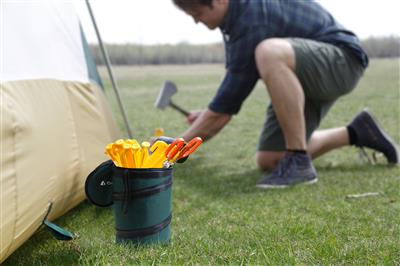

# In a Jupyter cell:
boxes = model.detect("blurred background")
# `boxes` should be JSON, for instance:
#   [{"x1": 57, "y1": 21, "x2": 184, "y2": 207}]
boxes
[{"x1": 73, "y1": 0, "x2": 400, "y2": 65}]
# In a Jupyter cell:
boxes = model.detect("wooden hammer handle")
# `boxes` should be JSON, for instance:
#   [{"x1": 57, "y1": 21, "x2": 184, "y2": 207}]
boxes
[{"x1": 169, "y1": 101, "x2": 190, "y2": 116}]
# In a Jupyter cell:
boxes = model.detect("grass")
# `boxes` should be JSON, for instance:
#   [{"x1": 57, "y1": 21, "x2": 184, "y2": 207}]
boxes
[{"x1": 5, "y1": 58, "x2": 400, "y2": 265}]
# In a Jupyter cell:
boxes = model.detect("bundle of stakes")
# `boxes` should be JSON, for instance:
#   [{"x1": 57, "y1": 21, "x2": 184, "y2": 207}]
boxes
[{"x1": 104, "y1": 137, "x2": 203, "y2": 169}]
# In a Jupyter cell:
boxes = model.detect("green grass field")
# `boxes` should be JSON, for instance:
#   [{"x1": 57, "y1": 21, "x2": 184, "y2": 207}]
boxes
[{"x1": 5, "y1": 59, "x2": 400, "y2": 265}]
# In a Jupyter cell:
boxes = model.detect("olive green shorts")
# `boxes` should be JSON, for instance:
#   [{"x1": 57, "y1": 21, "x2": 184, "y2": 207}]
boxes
[{"x1": 258, "y1": 38, "x2": 365, "y2": 151}]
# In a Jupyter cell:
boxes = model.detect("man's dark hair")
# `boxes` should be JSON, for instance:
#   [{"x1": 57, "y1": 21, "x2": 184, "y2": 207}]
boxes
[{"x1": 172, "y1": 0, "x2": 213, "y2": 10}]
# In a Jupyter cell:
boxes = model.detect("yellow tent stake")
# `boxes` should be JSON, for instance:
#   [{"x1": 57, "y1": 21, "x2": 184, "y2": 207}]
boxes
[
  {"x1": 153, "y1": 127, "x2": 164, "y2": 137},
  {"x1": 123, "y1": 143, "x2": 135, "y2": 168},
  {"x1": 105, "y1": 143, "x2": 121, "y2": 166},
  {"x1": 132, "y1": 143, "x2": 142, "y2": 168},
  {"x1": 113, "y1": 141, "x2": 127, "y2": 167},
  {"x1": 126, "y1": 139, "x2": 139, "y2": 146},
  {"x1": 141, "y1": 141, "x2": 150, "y2": 166},
  {"x1": 142, "y1": 141, "x2": 168, "y2": 168}
]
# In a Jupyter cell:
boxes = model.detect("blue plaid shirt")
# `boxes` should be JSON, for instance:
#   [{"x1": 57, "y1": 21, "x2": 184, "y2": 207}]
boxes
[{"x1": 209, "y1": 0, "x2": 369, "y2": 114}]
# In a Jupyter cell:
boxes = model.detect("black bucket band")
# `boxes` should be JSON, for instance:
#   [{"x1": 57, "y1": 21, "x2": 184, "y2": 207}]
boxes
[
  {"x1": 113, "y1": 177, "x2": 172, "y2": 201},
  {"x1": 116, "y1": 214, "x2": 172, "y2": 239},
  {"x1": 113, "y1": 167, "x2": 173, "y2": 179}
]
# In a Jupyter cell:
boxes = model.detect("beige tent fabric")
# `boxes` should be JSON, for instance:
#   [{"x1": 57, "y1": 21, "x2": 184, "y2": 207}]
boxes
[{"x1": 0, "y1": 80, "x2": 120, "y2": 262}]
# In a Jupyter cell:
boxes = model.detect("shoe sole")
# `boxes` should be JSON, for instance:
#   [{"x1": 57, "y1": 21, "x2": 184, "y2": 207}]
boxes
[
  {"x1": 363, "y1": 110, "x2": 399, "y2": 165},
  {"x1": 255, "y1": 178, "x2": 318, "y2": 189}
]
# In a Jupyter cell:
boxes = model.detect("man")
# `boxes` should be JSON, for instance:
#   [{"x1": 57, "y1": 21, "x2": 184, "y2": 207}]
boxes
[{"x1": 172, "y1": 0, "x2": 399, "y2": 188}]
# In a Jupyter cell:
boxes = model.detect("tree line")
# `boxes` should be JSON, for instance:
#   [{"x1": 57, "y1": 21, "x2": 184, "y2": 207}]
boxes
[{"x1": 90, "y1": 36, "x2": 399, "y2": 65}]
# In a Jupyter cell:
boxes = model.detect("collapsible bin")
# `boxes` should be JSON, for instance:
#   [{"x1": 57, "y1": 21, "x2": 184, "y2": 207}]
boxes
[
  {"x1": 112, "y1": 166, "x2": 173, "y2": 244},
  {"x1": 85, "y1": 160, "x2": 173, "y2": 245}
]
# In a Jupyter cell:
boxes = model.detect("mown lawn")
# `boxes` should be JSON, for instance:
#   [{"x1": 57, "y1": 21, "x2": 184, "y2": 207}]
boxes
[{"x1": 5, "y1": 58, "x2": 400, "y2": 265}]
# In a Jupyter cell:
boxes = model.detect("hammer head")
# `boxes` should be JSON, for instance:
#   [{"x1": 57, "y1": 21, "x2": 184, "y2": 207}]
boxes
[{"x1": 154, "y1": 81, "x2": 177, "y2": 110}]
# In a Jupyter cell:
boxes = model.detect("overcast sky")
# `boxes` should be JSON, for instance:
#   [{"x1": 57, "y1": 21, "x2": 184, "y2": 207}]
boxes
[{"x1": 73, "y1": 0, "x2": 400, "y2": 45}]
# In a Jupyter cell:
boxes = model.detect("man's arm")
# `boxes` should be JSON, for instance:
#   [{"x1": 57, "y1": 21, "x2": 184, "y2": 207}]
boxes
[{"x1": 181, "y1": 109, "x2": 231, "y2": 142}]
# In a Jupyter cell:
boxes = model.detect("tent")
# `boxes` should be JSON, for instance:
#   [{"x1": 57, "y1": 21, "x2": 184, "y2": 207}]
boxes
[{"x1": 1, "y1": 0, "x2": 121, "y2": 262}]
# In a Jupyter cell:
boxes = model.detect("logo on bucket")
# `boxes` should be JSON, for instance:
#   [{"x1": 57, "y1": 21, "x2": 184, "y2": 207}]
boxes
[{"x1": 100, "y1": 180, "x2": 112, "y2": 186}]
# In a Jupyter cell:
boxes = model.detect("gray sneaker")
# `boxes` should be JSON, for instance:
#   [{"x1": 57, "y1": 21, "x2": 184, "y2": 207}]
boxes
[
  {"x1": 348, "y1": 110, "x2": 399, "y2": 164},
  {"x1": 256, "y1": 153, "x2": 317, "y2": 189}
]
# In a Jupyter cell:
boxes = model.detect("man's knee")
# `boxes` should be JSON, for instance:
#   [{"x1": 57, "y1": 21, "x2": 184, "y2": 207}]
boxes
[
  {"x1": 256, "y1": 151, "x2": 285, "y2": 171},
  {"x1": 255, "y1": 38, "x2": 295, "y2": 76}
]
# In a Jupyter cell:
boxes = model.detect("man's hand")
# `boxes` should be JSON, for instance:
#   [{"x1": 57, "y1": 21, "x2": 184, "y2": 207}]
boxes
[
  {"x1": 182, "y1": 109, "x2": 232, "y2": 142},
  {"x1": 186, "y1": 110, "x2": 203, "y2": 124}
]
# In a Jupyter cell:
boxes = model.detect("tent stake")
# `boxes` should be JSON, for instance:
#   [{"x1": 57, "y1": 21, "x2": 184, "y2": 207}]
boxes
[{"x1": 85, "y1": 0, "x2": 133, "y2": 138}]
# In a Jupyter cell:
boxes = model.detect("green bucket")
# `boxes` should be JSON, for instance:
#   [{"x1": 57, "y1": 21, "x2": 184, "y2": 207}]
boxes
[
  {"x1": 85, "y1": 161, "x2": 173, "y2": 245},
  {"x1": 112, "y1": 166, "x2": 173, "y2": 245}
]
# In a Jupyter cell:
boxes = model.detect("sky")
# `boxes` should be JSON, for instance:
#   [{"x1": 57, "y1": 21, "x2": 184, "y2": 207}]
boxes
[{"x1": 73, "y1": 0, "x2": 400, "y2": 45}]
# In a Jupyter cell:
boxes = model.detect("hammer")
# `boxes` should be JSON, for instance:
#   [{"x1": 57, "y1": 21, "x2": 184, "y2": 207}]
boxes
[{"x1": 154, "y1": 81, "x2": 189, "y2": 116}]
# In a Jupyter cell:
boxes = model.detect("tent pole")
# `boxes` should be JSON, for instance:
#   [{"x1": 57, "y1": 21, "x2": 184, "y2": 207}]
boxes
[{"x1": 84, "y1": 0, "x2": 133, "y2": 138}]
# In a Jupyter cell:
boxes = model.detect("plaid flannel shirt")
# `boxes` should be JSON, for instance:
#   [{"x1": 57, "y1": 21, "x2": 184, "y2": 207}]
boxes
[{"x1": 209, "y1": 0, "x2": 369, "y2": 115}]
